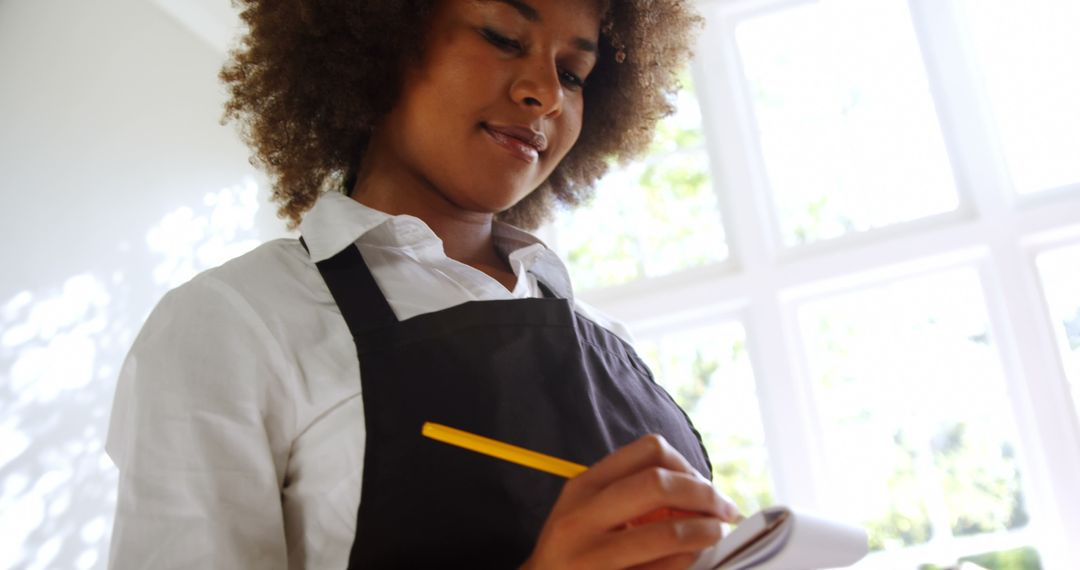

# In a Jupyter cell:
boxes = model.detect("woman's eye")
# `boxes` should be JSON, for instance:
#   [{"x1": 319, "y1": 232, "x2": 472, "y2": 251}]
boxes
[
  {"x1": 481, "y1": 28, "x2": 522, "y2": 52},
  {"x1": 480, "y1": 27, "x2": 586, "y2": 90},
  {"x1": 559, "y1": 69, "x2": 585, "y2": 90}
]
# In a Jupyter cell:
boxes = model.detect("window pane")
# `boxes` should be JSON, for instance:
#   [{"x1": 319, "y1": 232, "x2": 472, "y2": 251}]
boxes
[
  {"x1": 798, "y1": 268, "x2": 1031, "y2": 554},
  {"x1": 637, "y1": 321, "x2": 773, "y2": 514},
  {"x1": 736, "y1": 0, "x2": 958, "y2": 246},
  {"x1": 919, "y1": 545, "x2": 1042, "y2": 570},
  {"x1": 1036, "y1": 243, "x2": 1080, "y2": 418},
  {"x1": 555, "y1": 72, "x2": 727, "y2": 290},
  {"x1": 962, "y1": 0, "x2": 1080, "y2": 195}
]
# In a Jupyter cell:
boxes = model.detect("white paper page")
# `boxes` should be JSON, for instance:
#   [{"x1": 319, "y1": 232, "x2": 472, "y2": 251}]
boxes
[
  {"x1": 690, "y1": 508, "x2": 869, "y2": 570},
  {"x1": 688, "y1": 508, "x2": 781, "y2": 570}
]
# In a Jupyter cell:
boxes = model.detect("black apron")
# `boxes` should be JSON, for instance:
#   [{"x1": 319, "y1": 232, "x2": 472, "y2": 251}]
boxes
[{"x1": 306, "y1": 240, "x2": 712, "y2": 569}]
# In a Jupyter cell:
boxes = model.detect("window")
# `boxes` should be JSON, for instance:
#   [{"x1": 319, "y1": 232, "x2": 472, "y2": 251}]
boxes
[
  {"x1": 735, "y1": 0, "x2": 958, "y2": 246},
  {"x1": 554, "y1": 71, "x2": 727, "y2": 290},
  {"x1": 1036, "y1": 242, "x2": 1080, "y2": 416},
  {"x1": 638, "y1": 320, "x2": 774, "y2": 514},
  {"x1": 797, "y1": 268, "x2": 1030, "y2": 553},
  {"x1": 961, "y1": 0, "x2": 1080, "y2": 196},
  {"x1": 553, "y1": 0, "x2": 1080, "y2": 567}
]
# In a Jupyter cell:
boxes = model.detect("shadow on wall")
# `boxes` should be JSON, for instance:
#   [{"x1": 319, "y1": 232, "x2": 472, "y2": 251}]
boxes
[{"x1": 0, "y1": 180, "x2": 263, "y2": 570}]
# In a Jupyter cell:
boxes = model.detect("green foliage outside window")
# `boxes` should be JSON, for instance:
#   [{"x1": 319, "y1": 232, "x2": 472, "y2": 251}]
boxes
[
  {"x1": 918, "y1": 546, "x2": 1042, "y2": 570},
  {"x1": 640, "y1": 330, "x2": 774, "y2": 516},
  {"x1": 557, "y1": 70, "x2": 726, "y2": 291}
]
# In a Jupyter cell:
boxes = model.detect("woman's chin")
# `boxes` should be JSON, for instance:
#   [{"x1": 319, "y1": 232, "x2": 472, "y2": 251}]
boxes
[{"x1": 445, "y1": 187, "x2": 535, "y2": 217}]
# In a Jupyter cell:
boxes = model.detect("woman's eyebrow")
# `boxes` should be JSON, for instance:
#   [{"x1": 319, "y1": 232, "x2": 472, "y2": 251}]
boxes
[
  {"x1": 485, "y1": 0, "x2": 598, "y2": 54},
  {"x1": 573, "y1": 38, "x2": 598, "y2": 54},
  {"x1": 490, "y1": 0, "x2": 540, "y2": 22}
]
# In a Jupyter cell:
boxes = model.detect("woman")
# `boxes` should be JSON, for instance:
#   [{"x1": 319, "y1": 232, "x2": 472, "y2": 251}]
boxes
[{"x1": 107, "y1": 0, "x2": 741, "y2": 568}]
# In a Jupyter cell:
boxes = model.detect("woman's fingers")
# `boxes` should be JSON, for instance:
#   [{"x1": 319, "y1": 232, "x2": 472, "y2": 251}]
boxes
[
  {"x1": 522, "y1": 435, "x2": 740, "y2": 570},
  {"x1": 565, "y1": 435, "x2": 702, "y2": 501},
  {"x1": 629, "y1": 552, "x2": 703, "y2": 570},
  {"x1": 579, "y1": 467, "x2": 726, "y2": 532},
  {"x1": 588, "y1": 434, "x2": 704, "y2": 482},
  {"x1": 580, "y1": 517, "x2": 724, "y2": 570}
]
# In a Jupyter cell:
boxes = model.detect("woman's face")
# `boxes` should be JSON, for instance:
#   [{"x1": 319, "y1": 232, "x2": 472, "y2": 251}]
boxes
[{"x1": 373, "y1": 0, "x2": 601, "y2": 216}]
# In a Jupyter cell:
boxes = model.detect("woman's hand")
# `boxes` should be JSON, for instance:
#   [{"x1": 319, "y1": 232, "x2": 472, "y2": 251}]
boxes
[{"x1": 520, "y1": 435, "x2": 741, "y2": 570}]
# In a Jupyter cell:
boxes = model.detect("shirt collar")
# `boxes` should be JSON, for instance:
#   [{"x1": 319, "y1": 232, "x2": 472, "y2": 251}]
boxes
[
  {"x1": 299, "y1": 191, "x2": 575, "y2": 300},
  {"x1": 300, "y1": 191, "x2": 393, "y2": 262}
]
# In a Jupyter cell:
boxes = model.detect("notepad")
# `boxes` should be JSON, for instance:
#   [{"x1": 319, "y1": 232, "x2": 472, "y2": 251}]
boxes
[{"x1": 688, "y1": 506, "x2": 869, "y2": 570}]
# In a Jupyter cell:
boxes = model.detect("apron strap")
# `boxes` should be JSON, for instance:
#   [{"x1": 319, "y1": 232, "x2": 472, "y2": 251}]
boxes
[{"x1": 300, "y1": 236, "x2": 399, "y2": 335}]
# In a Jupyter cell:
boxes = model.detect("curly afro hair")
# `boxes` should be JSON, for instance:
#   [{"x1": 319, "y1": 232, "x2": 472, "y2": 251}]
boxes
[{"x1": 221, "y1": 0, "x2": 702, "y2": 230}]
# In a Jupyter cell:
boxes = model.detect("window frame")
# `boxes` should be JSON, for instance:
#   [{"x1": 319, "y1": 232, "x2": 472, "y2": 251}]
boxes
[{"x1": 557, "y1": 0, "x2": 1080, "y2": 566}]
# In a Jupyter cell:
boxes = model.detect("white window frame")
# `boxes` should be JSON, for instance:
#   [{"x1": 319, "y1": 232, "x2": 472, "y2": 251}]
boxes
[{"x1": 562, "y1": 0, "x2": 1080, "y2": 567}]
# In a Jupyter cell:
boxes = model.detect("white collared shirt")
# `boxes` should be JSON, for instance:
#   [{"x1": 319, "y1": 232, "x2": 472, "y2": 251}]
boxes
[{"x1": 106, "y1": 192, "x2": 630, "y2": 569}]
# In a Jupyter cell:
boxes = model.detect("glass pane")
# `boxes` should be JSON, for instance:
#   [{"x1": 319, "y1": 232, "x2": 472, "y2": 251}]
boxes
[
  {"x1": 555, "y1": 71, "x2": 727, "y2": 290},
  {"x1": 736, "y1": 0, "x2": 959, "y2": 246},
  {"x1": 637, "y1": 321, "x2": 773, "y2": 514},
  {"x1": 962, "y1": 0, "x2": 1080, "y2": 195},
  {"x1": 798, "y1": 268, "x2": 1031, "y2": 553},
  {"x1": 919, "y1": 545, "x2": 1042, "y2": 570},
  {"x1": 1036, "y1": 243, "x2": 1080, "y2": 419}
]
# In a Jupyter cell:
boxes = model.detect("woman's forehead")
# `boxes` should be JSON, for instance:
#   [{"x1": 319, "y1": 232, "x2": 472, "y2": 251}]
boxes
[{"x1": 459, "y1": 0, "x2": 604, "y2": 36}]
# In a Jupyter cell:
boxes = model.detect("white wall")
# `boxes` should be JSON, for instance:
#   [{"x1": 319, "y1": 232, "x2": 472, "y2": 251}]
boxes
[{"x1": 0, "y1": 0, "x2": 284, "y2": 567}]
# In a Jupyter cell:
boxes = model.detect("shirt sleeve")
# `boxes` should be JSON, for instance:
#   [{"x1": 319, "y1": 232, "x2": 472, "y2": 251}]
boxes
[{"x1": 106, "y1": 275, "x2": 297, "y2": 569}]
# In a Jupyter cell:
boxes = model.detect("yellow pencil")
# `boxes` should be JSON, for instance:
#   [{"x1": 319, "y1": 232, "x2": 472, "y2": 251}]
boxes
[
  {"x1": 422, "y1": 422, "x2": 746, "y2": 524},
  {"x1": 421, "y1": 422, "x2": 587, "y2": 479}
]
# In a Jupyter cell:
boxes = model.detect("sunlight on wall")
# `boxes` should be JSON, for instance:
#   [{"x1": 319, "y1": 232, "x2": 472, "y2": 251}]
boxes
[
  {"x1": 147, "y1": 178, "x2": 262, "y2": 288},
  {"x1": 0, "y1": 179, "x2": 264, "y2": 570},
  {"x1": 0, "y1": 272, "x2": 121, "y2": 570}
]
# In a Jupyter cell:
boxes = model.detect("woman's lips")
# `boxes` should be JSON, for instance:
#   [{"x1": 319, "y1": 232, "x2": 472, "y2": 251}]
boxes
[{"x1": 482, "y1": 123, "x2": 545, "y2": 163}]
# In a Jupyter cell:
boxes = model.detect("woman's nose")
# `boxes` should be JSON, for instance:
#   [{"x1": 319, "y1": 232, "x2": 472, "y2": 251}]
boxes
[{"x1": 509, "y1": 59, "x2": 564, "y2": 117}]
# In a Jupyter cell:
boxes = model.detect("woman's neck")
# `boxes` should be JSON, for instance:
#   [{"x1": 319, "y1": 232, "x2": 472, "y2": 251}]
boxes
[{"x1": 349, "y1": 155, "x2": 518, "y2": 290}]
